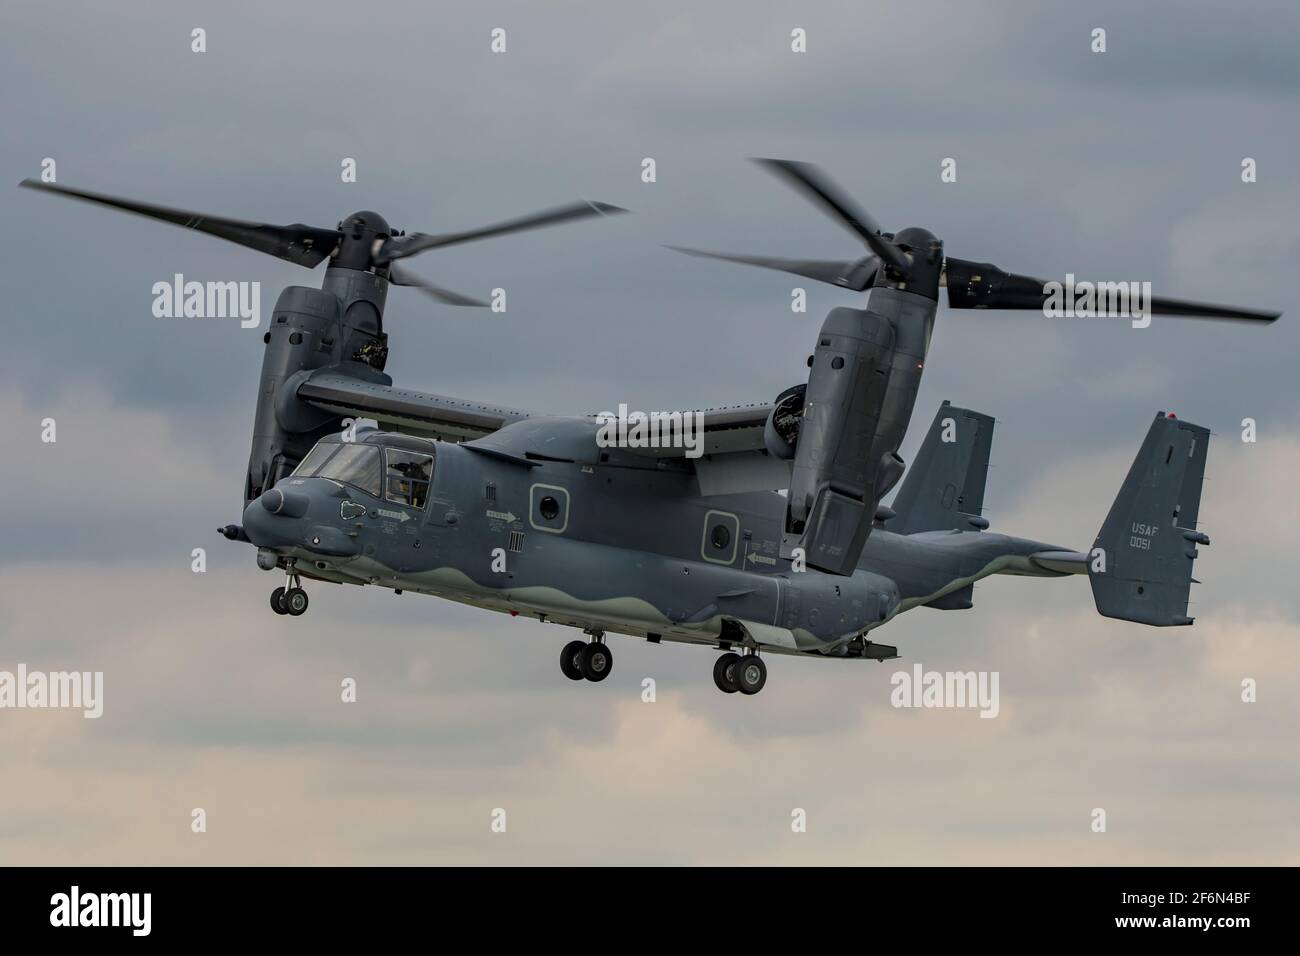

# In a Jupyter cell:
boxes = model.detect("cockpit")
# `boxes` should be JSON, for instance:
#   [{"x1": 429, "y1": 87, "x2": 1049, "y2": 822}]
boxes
[{"x1": 292, "y1": 433, "x2": 435, "y2": 508}]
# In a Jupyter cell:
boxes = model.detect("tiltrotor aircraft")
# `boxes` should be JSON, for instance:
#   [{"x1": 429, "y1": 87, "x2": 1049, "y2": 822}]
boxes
[{"x1": 21, "y1": 161, "x2": 1278, "y2": 695}]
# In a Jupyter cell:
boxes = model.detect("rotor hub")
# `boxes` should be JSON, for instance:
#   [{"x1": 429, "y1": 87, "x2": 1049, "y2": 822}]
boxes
[{"x1": 332, "y1": 210, "x2": 392, "y2": 271}]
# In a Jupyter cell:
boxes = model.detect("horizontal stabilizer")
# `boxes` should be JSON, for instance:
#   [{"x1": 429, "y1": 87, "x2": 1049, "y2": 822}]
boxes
[{"x1": 1028, "y1": 550, "x2": 1089, "y2": 575}]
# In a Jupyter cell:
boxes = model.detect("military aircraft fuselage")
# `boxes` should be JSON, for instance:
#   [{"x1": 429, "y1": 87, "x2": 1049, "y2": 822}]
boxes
[{"x1": 240, "y1": 430, "x2": 1070, "y2": 659}]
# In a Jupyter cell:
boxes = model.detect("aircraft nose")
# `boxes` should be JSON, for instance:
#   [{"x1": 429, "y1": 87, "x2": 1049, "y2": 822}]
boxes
[
  {"x1": 241, "y1": 486, "x2": 361, "y2": 557},
  {"x1": 241, "y1": 494, "x2": 299, "y2": 549},
  {"x1": 260, "y1": 487, "x2": 310, "y2": 517}
]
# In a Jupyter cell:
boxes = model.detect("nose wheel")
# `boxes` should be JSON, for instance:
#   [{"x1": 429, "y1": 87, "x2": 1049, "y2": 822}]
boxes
[
  {"x1": 560, "y1": 632, "x2": 612, "y2": 683},
  {"x1": 270, "y1": 572, "x2": 309, "y2": 617}
]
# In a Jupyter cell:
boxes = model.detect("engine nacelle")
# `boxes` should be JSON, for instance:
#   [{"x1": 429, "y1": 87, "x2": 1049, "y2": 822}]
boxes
[
  {"x1": 244, "y1": 269, "x2": 391, "y2": 504},
  {"x1": 780, "y1": 289, "x2": 933, "y2": 574},
  {"x1": 763, "y1": 384, "x2": 805, "y2": 460}
]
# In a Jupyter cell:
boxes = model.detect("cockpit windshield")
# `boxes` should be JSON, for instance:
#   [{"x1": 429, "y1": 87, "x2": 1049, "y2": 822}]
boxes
[
  {"x1": 292, "y1": 440, "x2": 435, "y2": 508},
  {"x1": 292, "y1": 442, "x2": 383, "y2": 498},
  {"x1": 293, "y1": 441, "x2": 339, "y2": 479}
]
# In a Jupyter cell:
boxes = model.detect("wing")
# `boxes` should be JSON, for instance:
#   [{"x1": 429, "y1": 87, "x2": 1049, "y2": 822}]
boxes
[
  {"x1": 299, "y1": 370, "x2": 786, "y2": 492},
  {"x1": 694, "y1": 403, "x2": 787, "y2": 495},
  {"x1": 297, "y1": 370, "x2": 534, "y2": 442},
  {"x1": 609, "y1": 402, "x2": 789, "y2": 495},
  {"x1": 588, "y1": 403, "x2": 773, "y2": 457},
  {"x1": 691, "y1": 403, "x2": 773, "y2": 456}
]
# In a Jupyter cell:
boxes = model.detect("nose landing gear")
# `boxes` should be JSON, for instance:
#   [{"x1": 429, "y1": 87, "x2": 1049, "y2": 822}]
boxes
[{"x1": 270, "y1": 569, "x2": 309, "y2": 617}]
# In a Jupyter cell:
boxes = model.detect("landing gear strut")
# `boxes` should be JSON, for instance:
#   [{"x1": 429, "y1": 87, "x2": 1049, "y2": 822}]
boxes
[
  {"x1": 714, "y1": 649, "x2": 766, "y2": 695},
  {"x1": 561, "y1": 631, "x2": 612, "y2": 683},
  {"x1": 271, "y1": 568, "x2": 309, "y2": 617}
]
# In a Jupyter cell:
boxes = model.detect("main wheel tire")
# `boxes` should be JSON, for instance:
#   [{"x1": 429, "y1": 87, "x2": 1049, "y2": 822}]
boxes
[
  {"x1": 560, "y1": 640, "x2": 587, "y2": 681},
  {"x1": 713, "y1": 652, "x2": 741, "y2": 694},
  {"x1": 735, "y1": 655, "x2": 767, "y2": 695},
  {"x1": 270, "y1": 586, "x2": 289, "y2": 615},
  {"x1": 579, "y1": 642, "x2": 613, "y2": 682},
  {"x1": 285, "y1": 587, "x2": 309, "y2": 616}
]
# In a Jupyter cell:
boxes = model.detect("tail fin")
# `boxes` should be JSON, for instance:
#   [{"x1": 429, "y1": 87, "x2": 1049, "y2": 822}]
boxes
[
  {"x1": 1089, "y1": 412, "x2": 1210, "y2": 626},
  {"x1": 887, "y1": 401, "x2": 995, "y2": 534}
]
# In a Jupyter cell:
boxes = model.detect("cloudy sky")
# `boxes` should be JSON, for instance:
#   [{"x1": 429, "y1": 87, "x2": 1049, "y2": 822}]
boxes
[{"x1": 2, "y1": 0, "x2": 1298, "y2": 864}]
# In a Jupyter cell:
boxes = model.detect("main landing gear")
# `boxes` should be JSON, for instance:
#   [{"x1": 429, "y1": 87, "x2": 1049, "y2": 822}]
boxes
[
  {"x1": 713, "y1": 650, "x2": 766, "y2": 695},
  {"x1": 561, "y1": 631, "x2": 613, "y2": 683},
  {"x1": 270, "y1": 569, "x2": 309, "y2": 617}
]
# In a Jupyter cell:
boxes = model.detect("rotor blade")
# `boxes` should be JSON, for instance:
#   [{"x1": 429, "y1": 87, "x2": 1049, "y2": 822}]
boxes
[
  {"x1": 1143, "y1": 296, "x2": 1280, "y2": 322},
  {"x1": 943, "y1": 257, "x2": 1280, "y2": 323},
  {"x1": 666, "y1": 245, "x2": 879, "y2": 291},
  {"x1": 378, "y1": 200, "x2": 627, "y2": 264},
  {"x1": 18, "y1": 179, "x2": 340, "y2": 268},
  {"x1": 387, "y1": 263, "x2": 488, "y2": 307},
  {"x1": 751, "y1": 158, "x2": 911, "y2": 274}
]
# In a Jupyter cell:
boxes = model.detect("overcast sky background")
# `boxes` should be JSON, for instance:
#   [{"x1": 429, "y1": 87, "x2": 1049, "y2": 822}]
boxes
[{"x1": 2, "y1": 0, "x2": 1298, "y2": 864}]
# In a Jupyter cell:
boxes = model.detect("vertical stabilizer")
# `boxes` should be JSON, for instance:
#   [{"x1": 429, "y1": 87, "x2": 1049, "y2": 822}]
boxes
[{"x1": 1089, "y1": 412, "x2": 1210, "y2": 626}]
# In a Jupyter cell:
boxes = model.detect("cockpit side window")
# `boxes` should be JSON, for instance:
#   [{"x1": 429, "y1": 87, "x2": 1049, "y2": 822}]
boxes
[{"x1": 384, "y1": 449, "x2": 434, "y2": 509}]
